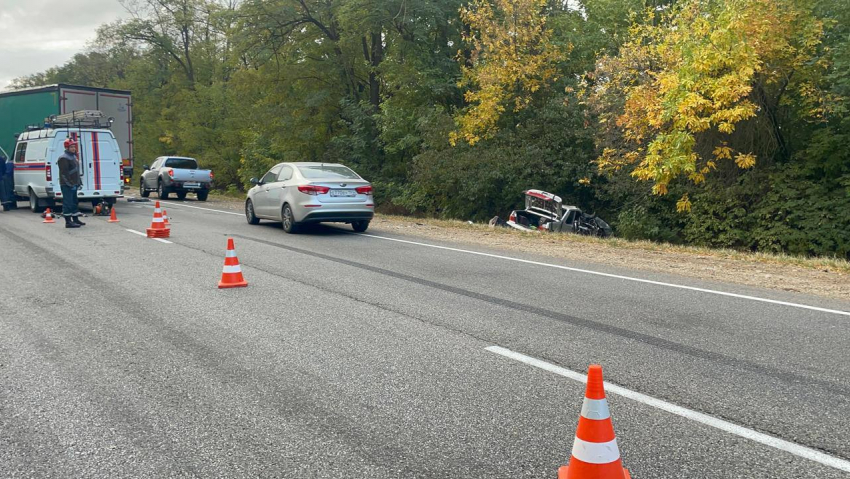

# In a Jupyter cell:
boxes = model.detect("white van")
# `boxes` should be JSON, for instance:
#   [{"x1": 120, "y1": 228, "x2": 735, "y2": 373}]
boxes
[{"x1": 13, "y1": 126, "x2": 123, "y2": 213}]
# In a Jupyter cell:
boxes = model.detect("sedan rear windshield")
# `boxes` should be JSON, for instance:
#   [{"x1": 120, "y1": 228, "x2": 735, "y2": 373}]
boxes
[
  {"x1": 298, "y1": 165, "x2": 360, "y2": 180},
  {"x1": 165, "y1": 158, "x2": 198, "y2": 169}
]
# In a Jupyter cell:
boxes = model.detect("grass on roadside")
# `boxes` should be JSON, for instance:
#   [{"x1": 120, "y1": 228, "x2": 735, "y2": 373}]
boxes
[{"x1": 374, "y1": 214, "x2": 850, "y2": 275}]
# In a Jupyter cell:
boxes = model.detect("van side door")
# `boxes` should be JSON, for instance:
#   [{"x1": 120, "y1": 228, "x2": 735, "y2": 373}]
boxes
[{"x1": 12, "y1": 141, "x2": 28, "y2": 196}]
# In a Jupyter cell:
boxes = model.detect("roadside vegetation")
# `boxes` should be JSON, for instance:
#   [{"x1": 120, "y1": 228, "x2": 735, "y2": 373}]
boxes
[{"x1": 13, "y1": 0, "x2": 850, "y2": 260}]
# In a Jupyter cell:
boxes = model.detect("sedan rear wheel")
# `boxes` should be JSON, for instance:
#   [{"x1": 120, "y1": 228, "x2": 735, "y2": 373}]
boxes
[
  {"x1": 281, "y1": 204, "x2": 298, "y2": 234},
  {"x1": 352, "y1": 220, "x2": 370, "y2": 233}
]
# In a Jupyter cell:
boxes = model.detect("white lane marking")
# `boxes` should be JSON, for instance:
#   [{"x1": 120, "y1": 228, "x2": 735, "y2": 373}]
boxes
[
  {"x1": 125, "y1": 228, "x2": 172, "y2": 244},
  {"x1": 359, "y1": 234, "x2": 850, "y2": 317},
  {"x1": 150, "y1": 201, "x2": 243, "y2": 216},
  {"x1": 149, "y1": 200, "x2": 850, "y2": 317},
  {"x1": 485, "y1": 345, "x2": 850, "y2": 473}
]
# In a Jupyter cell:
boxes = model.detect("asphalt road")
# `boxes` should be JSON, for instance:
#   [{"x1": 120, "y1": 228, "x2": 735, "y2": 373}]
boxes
[{"x1": 1, "y1": 198, "x2": 849, "y2": 478}]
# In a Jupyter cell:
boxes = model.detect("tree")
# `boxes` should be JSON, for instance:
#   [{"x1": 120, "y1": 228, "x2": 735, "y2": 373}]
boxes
[
  {"x1": 451, "y1": 0, "x2": 563, "y2": 145},
  {"x1": 590, "y1": 0, "x2": 826, "y2": 211}
]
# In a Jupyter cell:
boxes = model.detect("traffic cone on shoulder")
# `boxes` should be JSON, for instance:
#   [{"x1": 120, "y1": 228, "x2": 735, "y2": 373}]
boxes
[
  {"x1": 558, "y1": 365, "x2": 630, "y2": 479},
  {"x1": 218, "y1": 238, "x2": 248, "y2": 288},
  {"x1": 108, "y1": 207, "x2": 120, "y2": 223},
  {"x1": 146, "y1": 201, "x2": 170, "y2": 238},
  {"x1": 43, "y1": 208, "x2": 56, "y2": 224},
  {"x1": 162, "y1": 209, "x2": 170, "y2": 225}
]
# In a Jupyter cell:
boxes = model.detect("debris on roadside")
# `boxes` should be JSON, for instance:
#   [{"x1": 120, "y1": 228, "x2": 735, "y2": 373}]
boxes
[{"x1": 489, "y1": 189, "x2": 613, "y2": 238}]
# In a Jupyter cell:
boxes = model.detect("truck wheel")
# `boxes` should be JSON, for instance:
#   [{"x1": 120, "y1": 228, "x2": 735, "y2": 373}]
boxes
[
  {"x1": 176, "y1": 192, "x2": 187, "y2": 200},
  {"x1": 281, "y1": 204, "x2": 299, "y2": 233},
  {"x1": 352, "y1": 220, "x2": 370, "y2": 233},
  {"x1": 196, "y1": 191, "x2": 208, "y2": 201},
  {"x1": 245, "y1": 199, "x2": 260, "y2": 225},
  {"x1": 140, "y1": 179, "x2": 149, "y2": 197},
  {"x1": 29, "y1": 189, "x2": 44, "y2": 213},
  {"x1": 158, "y1": 181, "x2": 169, "y2": 200}
]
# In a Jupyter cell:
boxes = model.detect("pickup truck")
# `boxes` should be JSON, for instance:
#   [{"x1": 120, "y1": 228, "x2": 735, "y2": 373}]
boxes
[{"x1": 140, "y1": 156, "x2": 213, "y2": 201}]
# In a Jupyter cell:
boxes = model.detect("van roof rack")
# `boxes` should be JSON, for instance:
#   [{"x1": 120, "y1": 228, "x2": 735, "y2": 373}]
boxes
[{"x1": 43, "y1": 110, "x2": 114, "y2": 129}]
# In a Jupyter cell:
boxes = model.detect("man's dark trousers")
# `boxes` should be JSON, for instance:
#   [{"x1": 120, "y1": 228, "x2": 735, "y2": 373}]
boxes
[{"x1": 61, "y1": 184, "x2": 79, "y2": 216}]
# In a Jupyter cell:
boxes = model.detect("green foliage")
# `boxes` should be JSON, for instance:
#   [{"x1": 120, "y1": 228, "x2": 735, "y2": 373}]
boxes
[
  {"x1": 403, "y1": 97, "x2": 597, "y2": 220},
  {"x1": 681, "y1": 168, "x2": 850, "y2": 259},
  {"x1": 616, "y1": 205, "x2": 683, "y2": 243}
]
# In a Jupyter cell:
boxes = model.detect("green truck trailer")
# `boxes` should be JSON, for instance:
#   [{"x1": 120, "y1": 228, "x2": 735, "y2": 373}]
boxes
[{"x1": 0, "y1": 84, "x2": 134, "y2": 178}]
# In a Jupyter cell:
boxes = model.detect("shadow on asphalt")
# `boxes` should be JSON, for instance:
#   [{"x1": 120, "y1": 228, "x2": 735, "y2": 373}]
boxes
[{"x1": 255, "y1": 221, "x2": 358, "y2": 236}]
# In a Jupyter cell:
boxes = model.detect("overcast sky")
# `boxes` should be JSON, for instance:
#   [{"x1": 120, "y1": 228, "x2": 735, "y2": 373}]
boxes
[{"x1": 0, "y1": 0, "x2": 129, "y2": 90}]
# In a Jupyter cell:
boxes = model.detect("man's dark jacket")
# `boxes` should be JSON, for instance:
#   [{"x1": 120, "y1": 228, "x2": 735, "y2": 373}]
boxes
[{"x1": 57, "y1": 150, "x2": 82, "y2": 187}]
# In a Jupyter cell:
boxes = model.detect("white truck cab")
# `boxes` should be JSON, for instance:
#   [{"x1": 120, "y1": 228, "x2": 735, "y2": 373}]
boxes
[{"x1": 12, "y1": 111, "x2": 123, "y2": 212}]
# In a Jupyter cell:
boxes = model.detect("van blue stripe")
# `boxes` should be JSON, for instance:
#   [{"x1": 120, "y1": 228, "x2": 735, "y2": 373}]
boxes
[{"x1": 92, "y1": 132, "x2": 101, "y2": 190}]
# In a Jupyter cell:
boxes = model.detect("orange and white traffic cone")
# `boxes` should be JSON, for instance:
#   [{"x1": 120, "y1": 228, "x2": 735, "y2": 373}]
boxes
[
  {"x1": 43, "y1": 208, "x2": 56, "y2": 224},
  {"x1": 146, "y1": 201, "x2": 170, "y2": 238},
  {"x1": 218, "y1": 238, "x2": 248, "y2": 288},
  {"x1": 163, "y1": 209, "x2": 170, "y2": 225},
  {"x1": 558, "y1": 365, "x2": 630, "y2": 479}
]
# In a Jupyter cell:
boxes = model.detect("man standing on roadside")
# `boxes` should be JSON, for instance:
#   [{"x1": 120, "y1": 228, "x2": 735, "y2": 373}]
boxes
[{"x1": 57, "y1": 138, "x2": 85, "y2": 228}]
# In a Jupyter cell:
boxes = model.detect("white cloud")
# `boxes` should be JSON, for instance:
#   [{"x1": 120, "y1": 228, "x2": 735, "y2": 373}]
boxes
[{"x1": 0, "y1": 0, "x2": 130, "y2": 90}]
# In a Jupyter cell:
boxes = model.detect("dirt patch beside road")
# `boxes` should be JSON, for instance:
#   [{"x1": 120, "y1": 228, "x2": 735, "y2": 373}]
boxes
[
  {"x1": 371, "y1": 216, "x2": 850, "y2": 302},
  {"x1": 127, "y1": 188, "x2": 850, "y2": 301}
]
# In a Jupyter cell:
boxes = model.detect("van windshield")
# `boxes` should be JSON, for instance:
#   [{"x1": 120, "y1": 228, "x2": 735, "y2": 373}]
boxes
[
  {"x1": 298, "y1": 165, "x2": 360, "y2": 180},
  {"x1": 165, "y1": 158, "x2": 198, "y2": 169}
]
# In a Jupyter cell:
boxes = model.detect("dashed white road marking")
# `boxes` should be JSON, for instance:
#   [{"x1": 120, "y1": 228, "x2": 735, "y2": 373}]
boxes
[
  {"x1": 486, "y1": 345, "x2": 850, "y2": 473},
  {"x1": 150, "y1": 200, "x2": 243, "y2": 216},
  {"x1": 125, "y1": 228, "x2": 171, "y2": 244}
]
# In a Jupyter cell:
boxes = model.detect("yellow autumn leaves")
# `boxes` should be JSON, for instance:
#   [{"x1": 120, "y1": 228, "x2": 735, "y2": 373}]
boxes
[
  {"x1": 450, "y1": 0, "x2": 826, "y2": 212},
  {"x1": 595, "y1": 0, "x2": 824, "y2": 211},
  {"x1": 450, "y1": 0, "x2": 563, "y2": 146}
]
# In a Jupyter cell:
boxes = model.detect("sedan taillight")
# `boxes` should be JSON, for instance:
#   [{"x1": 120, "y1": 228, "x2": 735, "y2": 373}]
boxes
[
  {"x1": 355, "y1": 185, "x2": 373, "y2": 195},
  {"x1": 167, "y1": 169, "x2": 174, "y2": 178},
  {"x1": 297, "y1": 185, "x2": 330, "y2": 195}
]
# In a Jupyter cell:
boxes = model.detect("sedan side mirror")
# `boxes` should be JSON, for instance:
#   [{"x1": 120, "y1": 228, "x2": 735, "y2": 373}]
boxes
[
  {"x1": 250, "y1": 177, "x2": 259, "y2": 185},
  {"x1": 143, "y1": 164, "x2": 149, "y2": 170}
]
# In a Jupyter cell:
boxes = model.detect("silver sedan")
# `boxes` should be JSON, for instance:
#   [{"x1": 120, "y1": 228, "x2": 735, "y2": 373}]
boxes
[{"x1": 245, "y1": 162, "x2": 374, "y2": 233}]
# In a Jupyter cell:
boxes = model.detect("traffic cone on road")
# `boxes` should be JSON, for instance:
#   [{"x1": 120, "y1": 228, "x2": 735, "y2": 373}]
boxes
[
  {"x1": 218, "y1": 238, "x2": 248, "y2": 288},
  {"x1": 163, "y1": 209, "x2": 170, "y2": 225},
  {"x1": 558, "y1": 365, "x2": 630, "y2": 479},
  {"x1": 146, "y1": 201, "x2": 170, "y2": 238},
  {"x1": 108, "y1": 207, "x2": 120, "y2": 223},
  {"x1": 43, "y1": 208, "x2": 56, "y2": 224}
]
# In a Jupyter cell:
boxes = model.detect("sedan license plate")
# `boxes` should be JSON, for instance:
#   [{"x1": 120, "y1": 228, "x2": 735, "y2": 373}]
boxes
[
  {"x1": 330, "y1": 189, "x2": 355, "y2": 197},
  {"x1": 184, "y1": 182, "x2": 200, "y2": 189}
]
